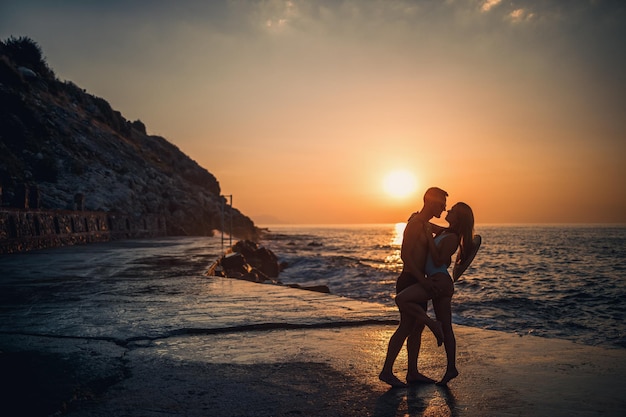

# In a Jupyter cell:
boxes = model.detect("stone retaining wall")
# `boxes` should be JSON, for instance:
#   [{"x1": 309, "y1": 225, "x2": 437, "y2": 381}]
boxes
[{"x1": 0, "y1": 209, "x2": 167, "y2": 254}]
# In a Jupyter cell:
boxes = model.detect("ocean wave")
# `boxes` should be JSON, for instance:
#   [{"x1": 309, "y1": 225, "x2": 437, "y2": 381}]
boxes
[{"x1": 263, "y1": 224, "x2": 626, "y2": 349}]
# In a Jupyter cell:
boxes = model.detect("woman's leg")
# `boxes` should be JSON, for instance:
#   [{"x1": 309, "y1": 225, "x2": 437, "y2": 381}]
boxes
[
  {"x1": 432, "y1": 292, "x2": 458, "y2": 385},
  {"x1": 395, "y1": 284, "x2": 444, "y2": 346},
  {"x1": 379, "y1": 311, "x2": 415, "y2": 387}
]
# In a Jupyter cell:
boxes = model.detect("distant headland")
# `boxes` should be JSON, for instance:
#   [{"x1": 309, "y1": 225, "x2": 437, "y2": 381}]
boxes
[{"x1": 0, "y1": 36, "x2": 260, "y2": 252}]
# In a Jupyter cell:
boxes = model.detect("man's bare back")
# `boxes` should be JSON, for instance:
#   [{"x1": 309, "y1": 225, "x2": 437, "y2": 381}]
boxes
[{"x1": 400, "y1": 214, "x2": 429, "y2": 282}]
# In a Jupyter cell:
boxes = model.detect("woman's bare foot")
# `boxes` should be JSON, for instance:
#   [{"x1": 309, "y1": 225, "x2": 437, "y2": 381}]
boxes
[
  {"x1": 428, "y1": 320, "x2": 444, "y2": 346},
  {"x1": 436, "y1": 368, "x2": 459, "y2": 386},
  {"x1": 406, "y1": 372, "x2": 435, "y2": 384},
  {"x1": 379, "y1": 371, "x2": 407, "y2": 388}
]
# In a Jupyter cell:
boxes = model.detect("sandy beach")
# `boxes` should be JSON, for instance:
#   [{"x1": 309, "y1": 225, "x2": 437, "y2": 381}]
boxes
[{"x1": 1, "y1": 277, "x2": 625, "y2": 416}]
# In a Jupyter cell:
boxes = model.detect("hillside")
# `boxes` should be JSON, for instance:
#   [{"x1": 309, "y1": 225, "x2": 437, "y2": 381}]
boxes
[{"x1": 0, "y1": 36, "x2": 258, "y2": 240}]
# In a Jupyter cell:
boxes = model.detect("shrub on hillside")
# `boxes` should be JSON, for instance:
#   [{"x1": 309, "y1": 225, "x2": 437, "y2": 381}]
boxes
[
  {"x1": 1, "y1": 36, "x2": 55, "y2": 79},
  {"x1": 90, "y1": 95, "x2": 131, "y2": 134},
  {"x1": 62, "y1": 81, "x2": 88, "y2": 105},
  {"x1": 0, "y1": 55, "x2": 26, "y2": 87},
  {"x1": 132, "y1": 119, "x2": 147, "y2": 135}
]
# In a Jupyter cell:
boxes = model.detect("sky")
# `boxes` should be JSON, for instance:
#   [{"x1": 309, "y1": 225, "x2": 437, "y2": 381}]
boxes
[{"x1": 2, "y1": 0, "x2": 625, "y2": 225}]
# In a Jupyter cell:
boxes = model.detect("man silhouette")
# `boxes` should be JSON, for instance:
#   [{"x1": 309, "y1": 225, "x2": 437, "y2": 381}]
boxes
[{"x1": 379, "y1": 187, "x2": 448, "y2": 387}]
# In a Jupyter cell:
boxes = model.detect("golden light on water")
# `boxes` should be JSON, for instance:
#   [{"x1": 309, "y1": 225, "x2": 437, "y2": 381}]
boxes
[
  {"x1": 382, "y1": 223, "x2": 406, "y2": 270},
  {"x1": 391, "y1": 222, "x2": 406, "y2": 246}
]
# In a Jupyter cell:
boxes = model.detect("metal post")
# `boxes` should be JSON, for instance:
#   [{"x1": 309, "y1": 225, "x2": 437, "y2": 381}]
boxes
[
  {"x1": 221, "y1": 198, "x2": 225, "y2": 252},
  {"x1": 228, "y1": 194, "x2": 233, "y2": 247},
  {"x1": 221, "y1": 194, "x2": 233, "y2": 251}
]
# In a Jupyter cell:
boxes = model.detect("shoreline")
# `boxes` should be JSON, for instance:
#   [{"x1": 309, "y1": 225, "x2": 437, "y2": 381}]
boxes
[{"x1": 1, "y1": 277, "x2": 625, "y2": 416}]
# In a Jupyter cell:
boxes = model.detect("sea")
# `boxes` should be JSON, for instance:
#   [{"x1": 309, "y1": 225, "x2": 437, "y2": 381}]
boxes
[
  {"x1": 2, "y1": 224, "x2": 625, "y2": 350},
  {"x1": 259, "y1": 224, "x2": 626, "y2": 350}
]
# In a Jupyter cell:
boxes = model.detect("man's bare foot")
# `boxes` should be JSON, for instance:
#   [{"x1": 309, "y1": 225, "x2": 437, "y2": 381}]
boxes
[
  {"x1": 379, "y1": 371, "x2": 407, "y2": 388},
  {"x1": 436, "y1": 368, "x2": 459, "y2": 386},
  {"x1": 406, "y1": 372, "x2": 435, "y2": 384},
  {"x1": 428, "y1": 320, "x2": 444, "y2": 346}
]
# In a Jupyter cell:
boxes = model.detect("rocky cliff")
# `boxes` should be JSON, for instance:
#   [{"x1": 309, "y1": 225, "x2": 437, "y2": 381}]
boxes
[{"x1": 0, "y1": 36, "x2": 259, "y2": 240}]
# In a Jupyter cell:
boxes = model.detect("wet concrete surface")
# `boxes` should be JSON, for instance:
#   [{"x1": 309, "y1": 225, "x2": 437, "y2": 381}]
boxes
[
  {"x1": 0, "y1": 240, "x2": 398, "y2": 416},
  {"x1": 2, "y1": 239, "x2": 625, "y2": 416}
]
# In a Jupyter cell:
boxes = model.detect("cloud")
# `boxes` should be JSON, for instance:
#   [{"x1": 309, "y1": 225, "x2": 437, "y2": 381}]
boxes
[
  {"x1": 481, "y1": 0, "x2": 502, "y2": 12},
  {"x1": 508, "y1": 8, "x2": 535, "y2": 22},
  {"x1": 261, "y1": 0, "x2": 298, "y2": 30}
]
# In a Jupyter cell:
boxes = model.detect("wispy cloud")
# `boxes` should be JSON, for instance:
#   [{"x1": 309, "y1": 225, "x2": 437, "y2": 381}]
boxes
[
  {"x1": 481, "y1": 0, "x2": 502, "y2": 13},
  {"x1": 508, "y1": 8, "x2": 535, "y2": 23},
  {"x1": 257, "y1": 0, "x2": 299, "y2": 31}
]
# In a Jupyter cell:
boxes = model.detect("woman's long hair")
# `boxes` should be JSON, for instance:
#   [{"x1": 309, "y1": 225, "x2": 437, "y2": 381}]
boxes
[{"x1": 450, "y1": 202, "x2": 475, "y2": 266}]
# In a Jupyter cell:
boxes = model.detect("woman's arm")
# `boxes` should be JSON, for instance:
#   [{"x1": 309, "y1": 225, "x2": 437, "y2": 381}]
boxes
[
  {"x1": 428, "y1": 222, "x2": 446, "y2": 235},
  {"x1": 424, "y1": 223, "x2": 459, "y2": 267}
]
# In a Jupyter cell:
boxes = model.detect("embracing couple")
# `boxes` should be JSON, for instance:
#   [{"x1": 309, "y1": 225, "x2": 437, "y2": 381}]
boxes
[{"x1": 379, "y1": 187, "x2": 479, "y2": 387}]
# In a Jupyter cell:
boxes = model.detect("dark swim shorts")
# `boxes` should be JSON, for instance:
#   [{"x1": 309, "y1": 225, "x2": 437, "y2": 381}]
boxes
[{"x1": 395, "y1": 270, "x2": 428, "y2": 311}]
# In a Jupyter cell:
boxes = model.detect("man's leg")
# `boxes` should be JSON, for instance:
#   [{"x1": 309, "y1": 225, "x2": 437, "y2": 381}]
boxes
[
  {"x1": 380, "y1": 311, "x2": 415, "y2": 387},
  {"x1": 406, "y1": 302, "x2": 435, "y2": 384}
]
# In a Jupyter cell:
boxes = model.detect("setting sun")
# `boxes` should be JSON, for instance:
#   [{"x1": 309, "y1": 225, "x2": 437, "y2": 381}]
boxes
[
  {"x1": 5, "y1": 1, "x2": 623, "y2": 224},
  {"x1": 383, "y1": 170, "x2": 418, "y2": 199}
]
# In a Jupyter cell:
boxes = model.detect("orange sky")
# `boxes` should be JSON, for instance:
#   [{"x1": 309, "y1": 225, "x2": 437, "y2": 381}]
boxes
[{"x1": 3, "y1": 0, "x2": 625, "y2": 224}]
